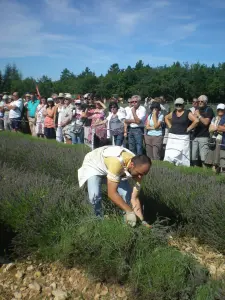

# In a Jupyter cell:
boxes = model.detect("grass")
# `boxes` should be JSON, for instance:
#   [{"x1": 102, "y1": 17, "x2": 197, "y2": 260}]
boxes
[{"x1": 0, "y1": 132, "x2": 224, "y2": 299}]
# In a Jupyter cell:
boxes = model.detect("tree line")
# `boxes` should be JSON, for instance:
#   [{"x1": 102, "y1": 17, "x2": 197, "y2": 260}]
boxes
[{"x1": 1, "y1": 61, "x2": 225, "y2": 102}]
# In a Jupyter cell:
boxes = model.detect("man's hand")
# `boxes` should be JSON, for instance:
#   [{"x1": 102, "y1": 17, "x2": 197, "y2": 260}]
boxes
[{"x1": 125, "y1": 212, "x2": 137, "y2": 227}]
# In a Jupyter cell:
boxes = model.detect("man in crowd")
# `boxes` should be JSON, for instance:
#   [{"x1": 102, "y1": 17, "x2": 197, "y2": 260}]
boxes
[
  {"x1": 4, "y1": 92, "x2": 23, "y2": 132},
  {"x1": 27, "y1": 93, "x2": 40, "y2": 136},
  {"x1": 192, "y1": 95, "x2": 214, "y2": 167},
  {"x1": 78, "y1": 145, "x2": 151, "y2": 227},
  {"x1": 55, "y1": 93, "x2": 65, "y2": 142},
  {"x1": 125, "y1": 95, "x2": 146, "y2": 155}
]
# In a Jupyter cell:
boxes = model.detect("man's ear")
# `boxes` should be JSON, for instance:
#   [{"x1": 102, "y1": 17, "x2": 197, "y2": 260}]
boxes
[{"x1": 129, "y1": 161, "x2": 134, "y2": 168}]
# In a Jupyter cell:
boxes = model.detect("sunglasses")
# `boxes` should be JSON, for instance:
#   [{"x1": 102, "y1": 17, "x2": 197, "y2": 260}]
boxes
[
  {"x1": 130, "y1": 101, "x2": 138, "y2": 104},
  {"x1": 175, "y1": 104, "x2": 183, "y2": 107},
  {"x1": 198, "y1": 101, "x2": 205, "y2": 103}
]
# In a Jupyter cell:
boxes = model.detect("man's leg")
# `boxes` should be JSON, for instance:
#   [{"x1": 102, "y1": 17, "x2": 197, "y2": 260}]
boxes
[
  {"x1": 128, "y1": 129, "x2": 136, "y2": 154},
  {"x1": 134, "y1": 128, "x2": 144, "y2": 155},
  {"x1": 191, "y1": 137, "x2": 199, "y2": 166},
  {"x1": 87, "y1": 175, "x2": 103, "y2": 217},
  {"x1": 199, "y1": 137, "x2": 210, "y2": 167}
]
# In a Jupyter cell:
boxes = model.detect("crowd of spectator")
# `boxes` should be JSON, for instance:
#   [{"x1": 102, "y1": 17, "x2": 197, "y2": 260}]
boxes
[{"x1": 1, "y1": 91, "x2": 225, "y2": 173}]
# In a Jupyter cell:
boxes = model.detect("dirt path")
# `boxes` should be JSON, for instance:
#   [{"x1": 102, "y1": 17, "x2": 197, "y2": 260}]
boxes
[
  {"x1": 169, "y1": 236, "x2": 225, "y2": 280},
  {"x1": 0, "y1": 259, "x2": 131, "y2": 300},
  {"x1": 1, "y1": 236, "x2": 224, "y2": 300}
]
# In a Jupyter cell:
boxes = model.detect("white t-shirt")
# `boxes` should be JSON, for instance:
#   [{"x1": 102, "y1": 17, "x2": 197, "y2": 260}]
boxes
[
  {"x1": 125, "y1": 106, "x2": 131, "y2": 115},
  {"x1": 9, "y1": 99, "x2": 23, "y2": 119},
  {"x1": 57, "y1": 105, "x2": 65, "y2": 127},
  {"x1": 125, "y1": 105, "x2": 146, "y2": 128}
]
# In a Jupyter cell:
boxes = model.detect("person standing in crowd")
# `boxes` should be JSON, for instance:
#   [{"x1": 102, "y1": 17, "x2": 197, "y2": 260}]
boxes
[
  {"x1": 61, "y1": 94, "x2": 74, "y2": 144},
  {"x1": 189, "y1": 98, "x2": 198, "y2": 114},
  {"x1": 24, "y1": 93, "x2": 31, "y2": 107},
  {"x1": 217, "y1": 109, "x2": 225, "y2": 174},
  {"x1": 205, "y1": 104, "x2": 225, "y2": 172},
  {"x1": 3, "y1": 95, "x2": 12, "y2": 130},
  {"x1": 35, "y1": 97, "x2": 47, "y2": 138},
  {"x1": 192, "y1": 95, "x2": 214, "y2": 167},
  {"x1": 89, "y1": 100, "x2": 107, "y2": 149},
  {"x1": 27, "y1": 93, "x2": 40, "y2": 136},
  {"x1": 164, "y1": 98, "x2": 199, "y2": 166},
  {"x1": 4, "y1": 92, "x2": 23, "y2": 132},
  {"x1": 125, "y1": 95, "x2": 146, "y2": 155},
  {"x1": 43, "y1": 98, "x2": 56, "y2": 139},
  {"x1": 71, "y1": 99, "x2": 86, "y2": 144},
  {"x1": 106, "y1": 102, "x2": 126, "y2": 146},
  {"x1": 145, "y1": 101, "x2": 164, "y2": 160},
  {"x1": 55, "y1": 93, "x2": 65, "y2": 143},
  {"x1": 78, "y1": 145, "x2": 151, "y2": 227},
  {"x1": 0, "y1": 95, "x2": 6, "y2": 131}
]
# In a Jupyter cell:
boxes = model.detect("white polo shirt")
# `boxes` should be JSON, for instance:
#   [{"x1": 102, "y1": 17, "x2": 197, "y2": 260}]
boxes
[
  {"x1": 9, "y1": 99, "x2": 23, "y2": 119},
  {"x1": 125, "y1": 105, "x2": 146, "y2": 128}
]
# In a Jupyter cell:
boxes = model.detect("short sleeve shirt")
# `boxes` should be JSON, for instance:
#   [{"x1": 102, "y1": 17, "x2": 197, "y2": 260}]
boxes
[
  {"x1": 125, "y1": 105, "x2": 146, "y2": 128},
  {"x1": 104, "y1": 151, "x2": 141, "y2": 190},
  {"x1": 9, "y1": 99, "x2": 23, "y2": 119},
  {"x1": 146, "y1": 113, "x2": 164, "y2": 136},
  {"x1": 194, "y1": 106, "x2": 214, "y2": 138}
]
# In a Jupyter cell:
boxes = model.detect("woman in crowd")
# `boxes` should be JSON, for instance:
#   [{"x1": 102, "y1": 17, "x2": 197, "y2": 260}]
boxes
[
  {"x1": 55, "y1": 93, "x2": 65, "y2": 143},
  {"x1": 164, "y1": 98, "x2": 199, "y2": 166},
  {"x1": 61, "y1": 94, "x2": 74, "y2": 144},
  {"x1": 43, "y1": 98, "x2": 56, "y2": 139},
  {"x1": 35, "y1": 97, "x2": 47, "y2": 138},
  {"x1": 87, "y1": 100, "x2": 107, "y2": 149},
  {"x1": 106, "y1": 102, "x2": 126, "y2": 146},
  {"x1": 71, "y1": 99, "x2": 87, "y2": 144},
  {"x1": 205, "y1": 103, "x2": 225, "y2": 172},
  {"x1": 145, "y1": 101, "x2": 164, "y2": 160}
]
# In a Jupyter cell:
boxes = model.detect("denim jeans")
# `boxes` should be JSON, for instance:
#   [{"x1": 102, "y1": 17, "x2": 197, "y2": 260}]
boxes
[
  {"x1": 113, "y1": 134, "x2": 124, "y2": 146},
  {"x1": 128, "y1": 127, "x2": 144, "y2": 155},
  {"x1": 87, "y1": 175, "x2": 132, "y2": 217},
  {"x1": 71, "y1": 128, "x2": 84, "y2": 144}
]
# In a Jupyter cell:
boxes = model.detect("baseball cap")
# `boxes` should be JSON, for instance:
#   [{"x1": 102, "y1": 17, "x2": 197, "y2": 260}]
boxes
[
  {"x1": 75, "y1": 100, "x2": 81, "y2": 104},
  {"x1": 47, "y1": 97, "x2": 53, "y2": 102},
  {"x1": 217, "y1": 103, "x2": 225, "y2": 110},
  {"x1": 174, "y1": 98, "x2": 185, "y2": 105},
  {"x1": 3, "y1": 95, "x2": 8, "y2": 100}
]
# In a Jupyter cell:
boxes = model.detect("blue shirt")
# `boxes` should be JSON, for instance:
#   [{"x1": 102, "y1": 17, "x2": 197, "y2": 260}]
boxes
[
  {"x1": 146, "y1": 112, "x2": 164, "y2": 136},
  {"x1": 27, "y1": 100, "x2": 40, "y2": 117},
  {"x1": 219, "y1": 115, "x2": 225, "y2": 150}
]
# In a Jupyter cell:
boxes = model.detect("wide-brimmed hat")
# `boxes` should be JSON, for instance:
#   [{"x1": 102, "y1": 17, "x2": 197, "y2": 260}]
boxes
[
  {"x1": 65, "y1": 93, "x2": 72, "y2": 99},
  {"x1": 58, "y1": 93, "x2": 64, "y2": 98}
]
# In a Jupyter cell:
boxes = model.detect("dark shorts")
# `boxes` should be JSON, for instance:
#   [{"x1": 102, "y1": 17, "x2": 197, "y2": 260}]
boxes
[{"x1": 10, "y1": 117, "x2": 21, "y2": 130}]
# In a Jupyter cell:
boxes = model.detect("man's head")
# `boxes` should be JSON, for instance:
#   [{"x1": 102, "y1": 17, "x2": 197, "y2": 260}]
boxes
[
  {"x1": 128, "y1": 155, "x2": 151, "y2": 180},
  {"x1": 130, "y1": 95, "x2": 141, "y2": 109},
  {"x1": 12, "y1": 92, "x2": 19, "y2": 100},
  {"x1": 198, "y1": 95, "x2": 208, "y2": 108}
]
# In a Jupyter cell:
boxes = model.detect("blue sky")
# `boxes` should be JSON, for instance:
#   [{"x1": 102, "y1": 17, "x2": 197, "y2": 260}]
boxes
[{"x1": 0, "y1": 0, "x2": 225, "y2": 80}]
